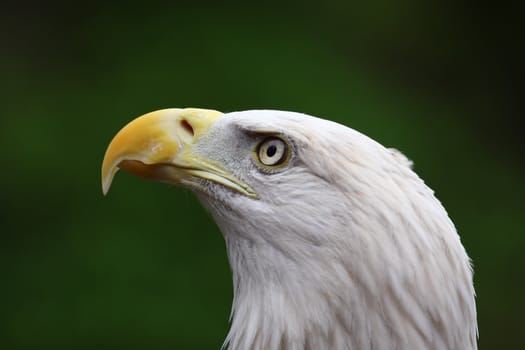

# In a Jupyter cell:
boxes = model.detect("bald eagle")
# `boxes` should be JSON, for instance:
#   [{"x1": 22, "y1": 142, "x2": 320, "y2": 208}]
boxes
[{"x1": 102, "y1": 108, "x2": 477, "y2": 350}]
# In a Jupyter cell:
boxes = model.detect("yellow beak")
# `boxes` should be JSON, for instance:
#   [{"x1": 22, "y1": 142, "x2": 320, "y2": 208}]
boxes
[{"x1": 101, "y1": 108, "x2": 256, "y2": 198}]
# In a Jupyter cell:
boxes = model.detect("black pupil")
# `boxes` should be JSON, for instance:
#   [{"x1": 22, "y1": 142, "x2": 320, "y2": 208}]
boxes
[{"x1": 266, "y1": 144, "x2": 277, "y2": 157}]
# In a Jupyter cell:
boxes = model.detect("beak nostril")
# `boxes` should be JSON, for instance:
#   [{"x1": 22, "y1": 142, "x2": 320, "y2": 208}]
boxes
[{"x1": 179, "y1": 119, "x2": 195, "y2": 139}]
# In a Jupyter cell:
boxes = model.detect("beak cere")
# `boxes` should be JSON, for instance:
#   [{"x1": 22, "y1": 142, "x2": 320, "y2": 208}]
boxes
[{"x1": 101, "y1": 108, "x2": 257, "y2": 198}]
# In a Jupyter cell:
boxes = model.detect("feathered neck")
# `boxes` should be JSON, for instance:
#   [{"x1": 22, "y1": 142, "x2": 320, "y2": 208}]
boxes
[
  {"x1": 223, "y1": 234, "x2": 347, "y2": 350},
  {"x1": 201, "y1": 183, "x2": 477, "y2": 350}
]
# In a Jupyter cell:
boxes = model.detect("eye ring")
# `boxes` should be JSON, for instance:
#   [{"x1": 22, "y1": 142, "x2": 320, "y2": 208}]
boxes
[{"x1": 256, "y1": 137, "x2": 289, "y2": 167}]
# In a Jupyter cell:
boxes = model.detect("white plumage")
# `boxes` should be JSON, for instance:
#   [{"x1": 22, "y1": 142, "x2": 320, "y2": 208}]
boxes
[{"x1": 102, "y1": 109, "x2": 477, "y2": 350}]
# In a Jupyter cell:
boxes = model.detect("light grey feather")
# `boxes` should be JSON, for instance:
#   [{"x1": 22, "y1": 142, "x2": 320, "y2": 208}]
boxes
[{"x1": 192, "y1": 110, "x2": 477, "y2": 350}]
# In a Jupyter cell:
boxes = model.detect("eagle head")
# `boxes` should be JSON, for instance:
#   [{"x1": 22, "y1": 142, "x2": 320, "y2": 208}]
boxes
[{"x1": 102, "y1": 108, "x2": 477, "y2": 350}]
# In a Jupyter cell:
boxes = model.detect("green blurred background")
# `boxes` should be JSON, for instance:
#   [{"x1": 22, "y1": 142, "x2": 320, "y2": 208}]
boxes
[{"x1": 1, "y1": 1, "x2": 523, "y2": 349}]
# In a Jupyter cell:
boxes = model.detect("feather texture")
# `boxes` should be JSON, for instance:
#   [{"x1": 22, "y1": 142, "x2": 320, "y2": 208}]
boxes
[{"x1": 191, "y1": 110, "x2": 477, "y2": 350}]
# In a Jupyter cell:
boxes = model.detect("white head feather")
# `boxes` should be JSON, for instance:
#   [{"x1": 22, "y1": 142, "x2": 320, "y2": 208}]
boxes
[{"x1": 190, "y1": 110, "x2": 477, "y2": 350}]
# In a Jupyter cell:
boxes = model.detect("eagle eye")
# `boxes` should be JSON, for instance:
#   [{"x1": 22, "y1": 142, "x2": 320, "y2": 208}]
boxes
[{"x1": 256, "y1": 137, "x2": 289, "y2": 167}]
